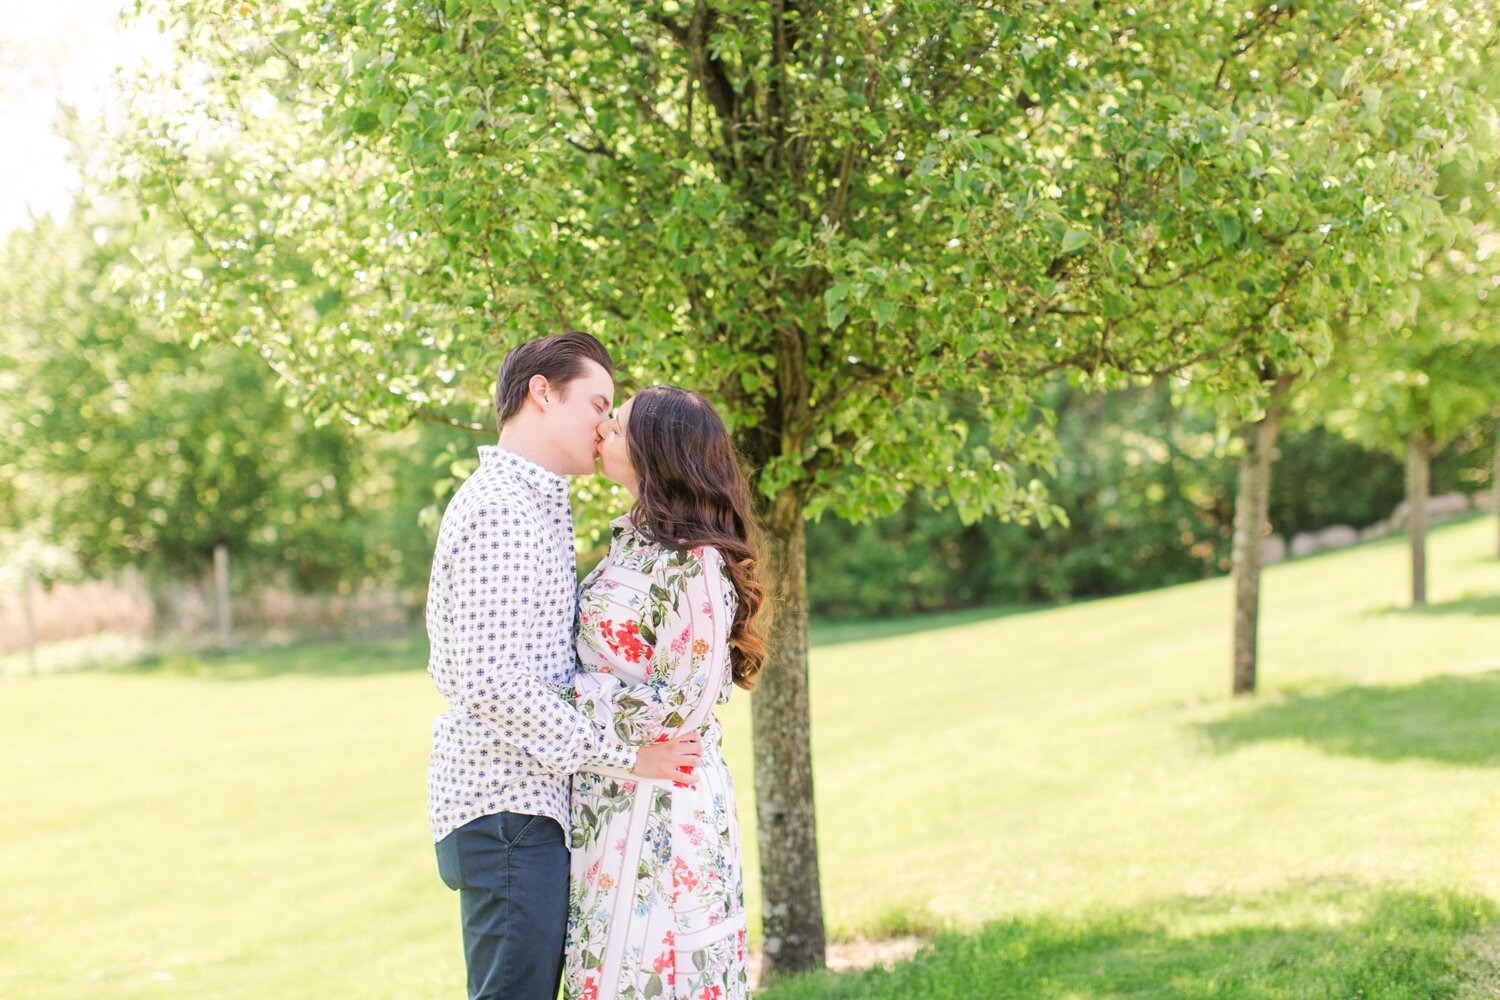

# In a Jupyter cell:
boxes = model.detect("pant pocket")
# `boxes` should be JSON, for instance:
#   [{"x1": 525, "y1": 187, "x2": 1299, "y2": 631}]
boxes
[
  {"x1": 498, "y1": 811, "x2": 564, "y2": 848},
  {"x1": 434, "y1": 829, "x2": 465, "y2": 891}
]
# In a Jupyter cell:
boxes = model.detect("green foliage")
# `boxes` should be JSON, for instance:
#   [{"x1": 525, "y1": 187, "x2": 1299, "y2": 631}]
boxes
[
  {"x1": 805, "y1": 382, "x2": 1488, "y2": 618},
  {"x1": 1310, "y1": 119, "x2": 1500, "y2": 455},
  {"x1": 0, "y1": 211, "x2": 448, "y2": 588},
  {"x1": 808, "y1": 381, "x2": 1232, "y2": 613},
  {"x1": 118, "y1": 1, "x2": 1494, "y2": 526}
]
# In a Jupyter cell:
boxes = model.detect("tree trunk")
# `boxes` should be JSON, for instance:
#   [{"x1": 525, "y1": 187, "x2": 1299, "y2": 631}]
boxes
[
  {"x1": 1406, "y1": 431, "x2": 1431, "y2": 607},
  {"x1": 1230, "y1": 383, "x2": 1289, "y2": 697},
  {"x1": 752, "y1": 490, "x2": 827, "y2": 981},
  {"x1": 213, "y1": 544, "x2": 233, "y2": 650}
]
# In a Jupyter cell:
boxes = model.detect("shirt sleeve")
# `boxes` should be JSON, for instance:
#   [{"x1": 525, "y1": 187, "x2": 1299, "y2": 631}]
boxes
[
  {"x1": 573, "y1": 546, "x2": 732, "y2": 746},
  {"x1": 443, "y1": 507, "x2": 638, "y2": 774}
]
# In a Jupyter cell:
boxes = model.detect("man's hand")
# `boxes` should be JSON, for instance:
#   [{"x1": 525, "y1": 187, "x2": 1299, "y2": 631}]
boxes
[{"x1": 633, "y1": 732, "x2": 703, "y2": 780}]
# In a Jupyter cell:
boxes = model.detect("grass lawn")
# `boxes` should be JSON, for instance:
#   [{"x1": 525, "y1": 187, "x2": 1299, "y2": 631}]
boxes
[{"x1": 2, "y1": 517, "x2": 1498, "y2": 998}]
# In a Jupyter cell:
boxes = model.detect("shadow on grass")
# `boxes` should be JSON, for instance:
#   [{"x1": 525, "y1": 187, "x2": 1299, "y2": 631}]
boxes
[
  {"x1": 809, "y1": 603, "x2": 1040, "y2": 648},
  {"x1": 1367, "y1": 592, "x2": 1500, "y2": 617},
  {"x1": 761, "y1": 888, "x2": 1497, "y2": 1000},
  {"x1": 122, "y1": 631, "x2": 428, "y2": 681},
  {"x1": 1197, "y1": 671, "x2": 1500, "y2": 767}
]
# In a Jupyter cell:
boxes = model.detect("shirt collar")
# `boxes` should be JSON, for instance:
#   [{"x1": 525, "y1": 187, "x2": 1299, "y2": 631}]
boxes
[{"x1": 479, "y1": 445, "x2": 570, "y2": 505}]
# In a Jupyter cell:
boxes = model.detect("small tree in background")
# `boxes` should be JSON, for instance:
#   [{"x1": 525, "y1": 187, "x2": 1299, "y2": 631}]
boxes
[
  {"x1": 0, "y1": 205, "x2": 443, "y2": 593},
  {"x1": 1314, "y1": 145, "x2": 1500, "y2": 606}
]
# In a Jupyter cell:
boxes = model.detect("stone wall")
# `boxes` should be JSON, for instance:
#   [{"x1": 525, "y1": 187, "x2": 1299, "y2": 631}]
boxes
[{"x1": 1260, "y1": 490, "x2": 1494, "y2": 566}]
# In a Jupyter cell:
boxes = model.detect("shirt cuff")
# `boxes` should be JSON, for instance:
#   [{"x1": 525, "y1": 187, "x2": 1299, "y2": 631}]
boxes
[{"x1": 593, "y1": 735, "x2": 639, "y2": 773}]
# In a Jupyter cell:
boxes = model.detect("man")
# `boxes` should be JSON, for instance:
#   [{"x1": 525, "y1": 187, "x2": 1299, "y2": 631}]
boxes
[{"x1": 426, "y1": 331, "x2": 703, "y2": 1000}]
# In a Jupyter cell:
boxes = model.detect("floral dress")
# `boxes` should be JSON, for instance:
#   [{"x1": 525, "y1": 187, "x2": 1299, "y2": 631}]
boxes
[{"x1": 563, "y1": 515, "x2": 750, "y2": 1000}]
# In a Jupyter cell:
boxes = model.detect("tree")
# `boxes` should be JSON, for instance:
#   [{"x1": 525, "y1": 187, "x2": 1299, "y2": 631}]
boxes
[
  {"x1": 1324, "y1": 307, "x2": 1500, "y2": 606},
  {"x1": 1494, "y1": 413, "x2": 1500, "y2": 559},
  {"x1": 120, "y1": 0, "x2": 1491, "y2": 974},
  {"x1": 0, "y1": 202, "x2": 448, "y2": 592},
  {"x1": 1315, "y1": 143, "x2": 1500, "y2": 605},
  {"x1": 1147, "y1": 9, "x2": 1495, "y2": 695}
]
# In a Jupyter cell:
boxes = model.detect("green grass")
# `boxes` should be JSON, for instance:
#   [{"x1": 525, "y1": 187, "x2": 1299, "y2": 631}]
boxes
[
  {"x1": 2, "y1": 518, "x2": 1498, "y2": 998},
  {"x1": 766, "y1": 887, "x2": 1499, "y2": 999}
]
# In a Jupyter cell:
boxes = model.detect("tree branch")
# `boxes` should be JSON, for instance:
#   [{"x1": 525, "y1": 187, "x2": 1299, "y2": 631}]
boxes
[
  {"x1": 1214, "y1": 2, "x2": 1296, "y2": 94},
  {"x1": 413, "y1": 407, "x2": 490, "y2": 434}
]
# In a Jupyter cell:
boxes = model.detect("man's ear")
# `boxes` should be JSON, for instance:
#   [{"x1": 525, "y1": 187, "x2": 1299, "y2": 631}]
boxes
[{"x1": 527, "y1": 373, "x2": 551, "y2": 409}]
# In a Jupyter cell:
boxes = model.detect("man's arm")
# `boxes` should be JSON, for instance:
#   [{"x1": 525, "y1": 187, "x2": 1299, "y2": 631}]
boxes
[{"x1": 444, "y1": 507, "x2": 697, "y2": 778}]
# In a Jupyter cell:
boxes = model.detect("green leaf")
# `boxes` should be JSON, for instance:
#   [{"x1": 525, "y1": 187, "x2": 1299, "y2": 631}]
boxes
[
  {"x1": 1060, "y1": 227, "x2": 1090, "y2": 254},
  {"x1": 1215, "y1": 213, "x2": 1242, "y2": 248}
]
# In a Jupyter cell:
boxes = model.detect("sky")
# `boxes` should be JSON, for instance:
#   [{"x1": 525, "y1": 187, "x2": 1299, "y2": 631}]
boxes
[{"x1": 0, "y1": 0, "x2": 169, "y2": 237}]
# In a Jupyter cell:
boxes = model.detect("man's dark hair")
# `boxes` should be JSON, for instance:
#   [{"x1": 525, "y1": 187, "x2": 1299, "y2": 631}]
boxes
[{"x1": 493, "y1": 331, "x2": 614, "y2": 430}]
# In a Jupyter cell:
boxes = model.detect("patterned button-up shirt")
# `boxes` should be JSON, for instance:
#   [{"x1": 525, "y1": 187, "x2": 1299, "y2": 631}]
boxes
[{"x1": 425, "y1": 445, "x2": 638, "y2": 842}]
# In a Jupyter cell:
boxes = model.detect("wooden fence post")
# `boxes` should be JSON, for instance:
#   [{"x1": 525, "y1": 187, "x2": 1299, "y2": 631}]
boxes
[
  {"x1": 24, "y1": 570, "x2": 40, "y2": 676},
  {"x1": 214, "y1": 544, "x2": 233, "y2": 651}
]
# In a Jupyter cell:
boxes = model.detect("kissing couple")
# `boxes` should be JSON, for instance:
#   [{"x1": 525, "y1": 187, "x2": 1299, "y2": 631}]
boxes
[{"x1": 426, "y1": 331, "x2": 765, "y2": 1000}]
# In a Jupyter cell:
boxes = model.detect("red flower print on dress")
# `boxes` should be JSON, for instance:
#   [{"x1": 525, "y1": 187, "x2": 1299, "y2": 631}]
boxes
[
  {"x1": 669, "y1": 626, "x2": 690, "y2": 656},
  {"x1": 614, "y1": 619, "x2": 653, "y2": 663},
  {"x1": 698, "y1": 986, "x2": 722, "y2": 1000},
  {"x1": 659, "y1": 930, "x2": 677, "y2": 985},
  {"x1": 670, "y1": 857, "x2": 700, "y2": 893}
]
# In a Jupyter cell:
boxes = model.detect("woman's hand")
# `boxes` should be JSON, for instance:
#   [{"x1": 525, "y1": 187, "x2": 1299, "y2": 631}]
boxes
[{"x1": 632, "y1": 731, "x2": 703, "y2": 779}]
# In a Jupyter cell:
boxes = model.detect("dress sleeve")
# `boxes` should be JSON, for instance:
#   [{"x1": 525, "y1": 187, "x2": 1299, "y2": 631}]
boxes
[{"x1": 573, "y1": 546, "x2": 733, "y2": 747}]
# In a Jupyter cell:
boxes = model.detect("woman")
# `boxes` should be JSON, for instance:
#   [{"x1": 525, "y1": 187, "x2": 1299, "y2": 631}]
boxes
[{"x1": 564, "y1": 386, "x2": 767, "y2": 1000}]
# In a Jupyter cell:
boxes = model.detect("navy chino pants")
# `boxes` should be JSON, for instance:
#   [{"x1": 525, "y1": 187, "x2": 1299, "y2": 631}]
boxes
[{"x1": 435, "y1": 811, "x2": 570, "y2": 1000}]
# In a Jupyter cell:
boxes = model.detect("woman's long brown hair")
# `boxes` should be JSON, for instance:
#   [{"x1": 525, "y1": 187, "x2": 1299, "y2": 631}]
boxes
[{"x1": 625, "y1": 386, "x2": 768, "y2": 690}]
